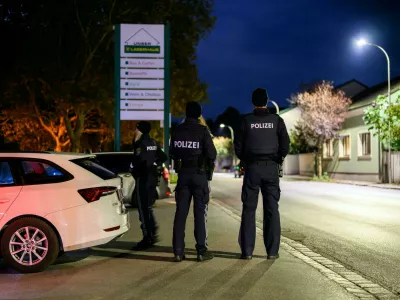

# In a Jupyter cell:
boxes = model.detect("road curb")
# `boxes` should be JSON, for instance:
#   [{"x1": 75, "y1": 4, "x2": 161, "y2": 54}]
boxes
[
  {"x1": 210, "y1": 199, "x2": 400, "y2": 300},
  {"x1": 284, "y1": 176, "x2": 400, "y2": 191}
]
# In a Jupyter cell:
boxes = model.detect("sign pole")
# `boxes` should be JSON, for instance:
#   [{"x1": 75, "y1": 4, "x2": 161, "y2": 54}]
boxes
[
  {"x1": 114, "y1": 24, "x2": 121, "y2": 152},
  {"x1": 163, "y1": 22, "x2": 171, "y2": 160}
]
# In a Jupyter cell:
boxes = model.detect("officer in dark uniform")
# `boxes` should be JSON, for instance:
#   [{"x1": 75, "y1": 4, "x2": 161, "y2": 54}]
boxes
[
  {"x1": 170, "y1": 102, "x2": 217, "y2": 262},
  {"x1": 130, "y1": 121, "x2": 168, "y2": 250},
  {"x1": 234, "y1": 88, "x2": 289, "y2": 260}
]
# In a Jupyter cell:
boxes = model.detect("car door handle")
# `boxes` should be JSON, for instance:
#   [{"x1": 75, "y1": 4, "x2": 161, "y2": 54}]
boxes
[{"x1": 123, "y1": 174, "x2": 132, "y2": 178}]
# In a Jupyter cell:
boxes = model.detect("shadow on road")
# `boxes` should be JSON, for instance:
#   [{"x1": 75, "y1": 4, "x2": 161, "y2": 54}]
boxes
[
  {"x1": 191, "y1": 260, "x2": 274, "y2": 300},
  {"x1": 96, "y1": 241, "x2": 268, "y2": 261}
]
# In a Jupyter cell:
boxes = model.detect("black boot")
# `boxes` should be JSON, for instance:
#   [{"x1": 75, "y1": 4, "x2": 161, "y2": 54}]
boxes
[
  {"x1": 197, "y1": 251, "x2": 214, "y2": 262},
  {"x1": 173, "y1": 254, "x2": 186, "y2": 262},
  {"x1": 132, "y1": 238, "x2": 153, "y2": 251}
]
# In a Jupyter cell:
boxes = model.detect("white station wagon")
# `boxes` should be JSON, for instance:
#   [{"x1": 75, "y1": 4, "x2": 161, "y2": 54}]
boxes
[{"x1": 0, "y1": 151, "x2": 130, "y2": 273}]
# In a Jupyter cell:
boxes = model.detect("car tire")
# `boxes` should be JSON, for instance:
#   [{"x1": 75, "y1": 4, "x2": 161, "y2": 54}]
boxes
[{"x1": 0, "y1": 217, "x2": 59, "y2": 273}]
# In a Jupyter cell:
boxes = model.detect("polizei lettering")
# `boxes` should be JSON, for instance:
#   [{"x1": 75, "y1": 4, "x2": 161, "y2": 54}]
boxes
[
  {"x1": 250, "y1": 123, "x2": 274, "y2": 129},
  {"x1": 174, "y1": 141, "x2": 200, "y2": 149},
  {"x1": 147, "y1": 146, "x2": 157, "y2": 151}
]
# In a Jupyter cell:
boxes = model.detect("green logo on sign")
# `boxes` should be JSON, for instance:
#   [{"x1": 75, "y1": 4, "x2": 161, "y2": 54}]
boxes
[{"x1": 125, "y1": 45, "x2": 160, "y2": 54}]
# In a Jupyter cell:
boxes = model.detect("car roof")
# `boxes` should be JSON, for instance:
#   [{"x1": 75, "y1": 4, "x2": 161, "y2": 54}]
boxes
[
  {"x1": 93, "y1": 152, "x2": 131, "y2": 155},
  {"x1": 0, "y1": 152, "x2": 95, "y2": 161}
]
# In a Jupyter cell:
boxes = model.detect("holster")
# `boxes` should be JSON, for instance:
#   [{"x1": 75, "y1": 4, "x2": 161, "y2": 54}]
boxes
[
  {"x1": 198, "y1": 156, "x2": 214, "y2": 181},
  {"x1": 278, "y1": 163, "x2": 283, "y2": 178}
]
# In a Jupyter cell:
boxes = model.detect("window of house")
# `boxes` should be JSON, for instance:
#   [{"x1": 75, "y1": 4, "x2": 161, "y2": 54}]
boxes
[
  {"x1": 358, "y1": 132, "x2": 371, "y2": 157},
  {"x1": 339, "y1": 135, "x2": 351, "y2": 158},
  {"x1": 323, "y1": 139, "x2": 333, "y2": 158}
]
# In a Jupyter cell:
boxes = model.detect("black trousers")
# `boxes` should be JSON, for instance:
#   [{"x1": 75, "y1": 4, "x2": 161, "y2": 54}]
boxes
[
  {"x1": 173, "y1": 171, "x2": 210, "y2": 256},
  {"x1": 239, "y1": 161, "x2": 281, "y2": 256},
  {"x1": 135, "y1": 172, "x2": 158, "y2": 240}
]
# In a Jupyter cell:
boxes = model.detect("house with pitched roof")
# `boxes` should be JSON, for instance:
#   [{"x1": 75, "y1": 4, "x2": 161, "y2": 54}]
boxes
[{"x1": 280, "y1": 77, "x2": 400, "y2": 182}]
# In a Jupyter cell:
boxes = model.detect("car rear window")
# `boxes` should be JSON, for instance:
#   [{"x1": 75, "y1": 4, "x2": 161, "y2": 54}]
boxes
[
  {"x1": 72, "y1": 157, "x2": 118, "y2": 180},
  {"x1": 19, "y1": 160, "x2": 72, "y2": 185},
  {"x1": 95, "y1": 154, "x2": 132, "y2": 174},
  {"x1": 0, "y1": 161, "x2": 15, "y2": 186}
]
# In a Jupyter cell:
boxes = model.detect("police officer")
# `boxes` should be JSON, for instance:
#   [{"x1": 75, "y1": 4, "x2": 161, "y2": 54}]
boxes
[
  {"x1": 131, "y1": 121, "x2": 167, "y2": 250},
  {"x1": 170, "y1": 101, "x2": 217, "y2": 262},
  {"x1": 234, "y1": 88, "x2": 289, "y2": 260}
]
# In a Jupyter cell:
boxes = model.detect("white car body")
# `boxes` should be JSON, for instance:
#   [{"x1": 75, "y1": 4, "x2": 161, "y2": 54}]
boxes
[
  {"x1": 0, "y1": 152, "x2": 130, "y2": 272},
  {"x1": 93, "y1": 152, "x2": 136, "y2": 203}
]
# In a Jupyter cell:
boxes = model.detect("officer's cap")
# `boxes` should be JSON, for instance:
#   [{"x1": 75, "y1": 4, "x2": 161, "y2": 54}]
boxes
[
  {"x1": 252, "y1": 88, "x2": 269, "y2": 107},
  {"x1": 186, "y1": 101, "x2": 202, "y2": 118},
  {"x1": 136, "y1": 121, "x2": 151, "y2": 134}
]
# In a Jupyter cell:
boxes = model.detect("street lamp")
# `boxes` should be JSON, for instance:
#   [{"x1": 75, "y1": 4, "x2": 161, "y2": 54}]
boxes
[
  {"x1": 356, "y1": 38, "x2": 392, "y2": 184},
  {"x1": 269, "y1": 100, "x2": 280, "y2": 115},
  {"x1": 220, "y1": 124, "x2": 237, "y2": 168}
]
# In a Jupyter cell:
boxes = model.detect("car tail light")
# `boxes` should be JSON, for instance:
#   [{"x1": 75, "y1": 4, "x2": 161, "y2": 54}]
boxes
[
  {"x1": 78, "y1": 186, "x2": 117, "y2": 203},
  {"x1": 166, "y1": 191, "x2": 171, "y2": 196}
]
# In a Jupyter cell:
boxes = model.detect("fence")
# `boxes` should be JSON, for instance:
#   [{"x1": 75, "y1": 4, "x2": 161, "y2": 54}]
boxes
[{"x1": 382, "y1": 151, "x2": 400, "y2": 184}]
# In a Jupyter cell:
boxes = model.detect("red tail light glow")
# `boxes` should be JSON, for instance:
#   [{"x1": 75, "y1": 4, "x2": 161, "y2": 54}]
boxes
[{"x1": 78, "y1": 186, "x2": 117, "y2": 203}]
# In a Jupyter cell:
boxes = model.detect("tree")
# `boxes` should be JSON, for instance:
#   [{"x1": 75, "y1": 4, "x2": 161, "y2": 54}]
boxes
[
  {"x1": 1, "y1": 0, "x2": 216, "y2": 151},
  {"x1": 215, "y1": 106, "x2": 241, "y2": 135},
  {"x1": 364, "y1": 95, "x2": 400, "y2": 151},
  {"x1": 212, "y1": 136, "x2": 232, "y2": 156},
  {"x1": 288, "y1": 123, "x2": 317, "y2": 154},
  {"x1": 291, "y1": 81, "x2": 351, "y2": 177}
]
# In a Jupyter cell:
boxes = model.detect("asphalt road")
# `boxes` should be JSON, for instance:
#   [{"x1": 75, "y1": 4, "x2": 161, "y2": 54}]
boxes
[
  {"x1": 0, "y1": 198, "x2": 357, "y2": 300},
  {"x1": 210, "y1": 174, "x2": 400, "y2": 295}
]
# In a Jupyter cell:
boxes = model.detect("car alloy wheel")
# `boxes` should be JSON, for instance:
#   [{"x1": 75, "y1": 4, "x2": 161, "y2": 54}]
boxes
[
  {"x1": 9, "y1": 226, "x2": 49, "y2": 266},
  {"x1": 1, "y1": 217, "x2": 59, "y2": 273}
]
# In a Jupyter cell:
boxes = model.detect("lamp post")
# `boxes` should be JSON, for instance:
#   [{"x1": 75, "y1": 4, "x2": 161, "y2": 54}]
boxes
[
  {"x1": 220, "y1": 124, "x2": 236, "y2": 168},
  {"x1": 356, "y1": 39, "x2": 392, "y2": 184},
  {"x1": 269, "y1": 100, "x2": 280, "y2": 115}
]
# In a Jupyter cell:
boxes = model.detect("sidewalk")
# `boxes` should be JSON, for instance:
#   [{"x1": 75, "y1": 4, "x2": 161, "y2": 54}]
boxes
[
  {"x1": 284, "y1": 175, "x2": 400, "y2": 190},
  {"x1": 119, "y1": 199, "x2": 358, "y2": 300}
]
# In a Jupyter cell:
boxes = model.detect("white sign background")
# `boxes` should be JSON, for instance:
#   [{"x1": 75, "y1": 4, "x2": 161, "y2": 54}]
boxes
[
  {"x1": 119, "y1": 24, "x2": 165, "y2": 121},
  {"x1": 121, "y1": 79, "x2": 164, "y2": 89},
  {"x1": 121, "y1": 58, "x2": 164, "y2": 69},
  {"x1": 121, "y1": 90, "x2": 164, "y2": 100},
  {"x1": 121, "y1": 110, "x2": 165, "y2": 120},
  {"x1": 121, "y1": 100, "x2": 164, "y2": 110},
  {"x1": 120, "y1": 69, "x2": 164, "y2": 79},
  {"x1": 120, "y1": 24, "x2": 165, "y2": 58}
]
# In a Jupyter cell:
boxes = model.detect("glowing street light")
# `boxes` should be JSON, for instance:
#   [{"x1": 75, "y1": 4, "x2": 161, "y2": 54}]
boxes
[
  {"x1": 356, "y1": 38, "x2": 367, "y2": 47},
  {"x1": 220, "y1": 124, "x2": 236, "y2": 167},
  {"x1": 355, "y1": 38, "x2": 392, "y2": 183}
]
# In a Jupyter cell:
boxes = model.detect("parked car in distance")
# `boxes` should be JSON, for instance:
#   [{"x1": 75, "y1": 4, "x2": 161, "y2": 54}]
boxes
[
  {"x1": 0, "y1": 151, "x2": 129, "y2": 273},
  {"x1": 93, "y1": 152, "x2": 171, "y2": 207}
]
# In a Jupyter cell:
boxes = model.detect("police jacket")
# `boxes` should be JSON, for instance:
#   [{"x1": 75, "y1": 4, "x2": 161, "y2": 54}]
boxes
[
  {"x1": 234, "y1": 108, "x2": 290, "y2": 164},
  {"x1": 169, "y1": 117, "x2": 217, "y2": 169},
  {"x1": 131, "y1": 134, "x2": 167, "y2": 175}
]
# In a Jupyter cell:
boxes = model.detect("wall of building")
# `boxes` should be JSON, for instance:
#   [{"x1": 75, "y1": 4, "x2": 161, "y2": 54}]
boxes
[
  {"x1": 299, "y1": 153, "x2": 314, "y2": 175},
  {"x1": 280, "y1": 107, "x2": 301, "y2": 134},
  {"x1": 283, "y1": 155, "x2": 300, "y2": 175}
]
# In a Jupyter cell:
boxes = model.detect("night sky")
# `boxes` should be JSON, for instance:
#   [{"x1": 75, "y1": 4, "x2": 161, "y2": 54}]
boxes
[{"x1": 197, "y1": 0, "x2": 400, "y2": 119}]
